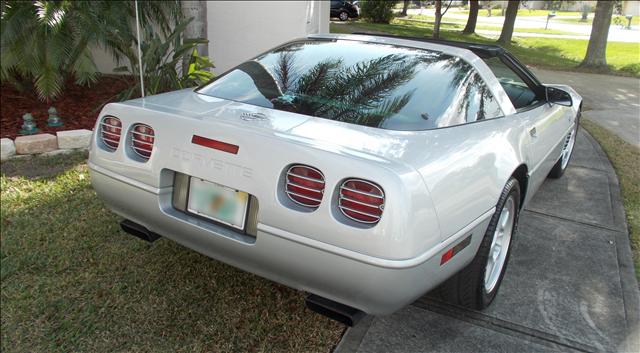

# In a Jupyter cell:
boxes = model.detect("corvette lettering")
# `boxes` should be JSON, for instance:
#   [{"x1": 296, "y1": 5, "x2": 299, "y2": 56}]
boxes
[{"x1": 171, "y1": 147, "x2": 253, "y2": 179}]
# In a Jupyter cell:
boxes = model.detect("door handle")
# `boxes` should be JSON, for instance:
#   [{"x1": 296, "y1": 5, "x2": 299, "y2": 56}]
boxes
[{"x1": 529, "y1": 127, "x2": 537, "y2": 138}]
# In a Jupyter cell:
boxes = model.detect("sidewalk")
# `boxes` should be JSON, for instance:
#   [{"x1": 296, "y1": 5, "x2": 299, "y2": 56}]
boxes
[{"x1": 335, "y1": 129, "x2": 640, "y2": 352}]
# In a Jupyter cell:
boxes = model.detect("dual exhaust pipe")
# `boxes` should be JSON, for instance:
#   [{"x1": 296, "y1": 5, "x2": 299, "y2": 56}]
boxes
[
  {"x1": 305, "y1": 294, "x2": 365, "y2": 326},
  {"x1": 120, "y1": 219, "x2": 365, "y2": 326},
  {"x1": 120, "y1": 219, "x2": 160, "y2": 242}
]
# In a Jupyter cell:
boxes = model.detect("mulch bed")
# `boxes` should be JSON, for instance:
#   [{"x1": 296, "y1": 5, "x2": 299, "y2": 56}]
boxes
[{"x1": 1, "y1": 76, "x2": 134, "y2": 140}]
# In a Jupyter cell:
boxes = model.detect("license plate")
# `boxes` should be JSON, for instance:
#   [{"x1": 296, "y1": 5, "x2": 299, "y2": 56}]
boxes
[{"x1": 187, "y1": 178, "x2": 249, "y2": 230}]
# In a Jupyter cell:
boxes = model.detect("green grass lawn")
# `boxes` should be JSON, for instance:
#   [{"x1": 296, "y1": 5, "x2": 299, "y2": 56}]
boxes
[
  {"x1": 400, "y1": 17, "x2": 583, "y2": 36},
  {"x1": 448, "y1": 8, "x2": 639, "y2": 25},
  {"x1": 473, "y1": 9, "x2": 583, "y2": 18},
  {"x1": 448, "y1": 8, "x2": 584, "y2": 18},
  {"x1": 330, "y1": 21, "x2": 640, "y2": 77},
  {"x1": 582, "y1": 120, "x2": 640, "y2": 280},
  {"x1": 0, "y1": 152, "x2": 344, "y2": 352}
]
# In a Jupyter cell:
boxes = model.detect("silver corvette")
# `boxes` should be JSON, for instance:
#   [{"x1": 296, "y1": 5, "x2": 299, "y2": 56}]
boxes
[{"x1": 89, "y1": 34, "x2": 581, "y2": 324}]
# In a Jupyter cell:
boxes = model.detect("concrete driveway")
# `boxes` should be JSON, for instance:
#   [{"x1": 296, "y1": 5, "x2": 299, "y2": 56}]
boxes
[
  {"x1": 335, "y1": 129, "x2": 640, "y2": 352},
  {"x1": 533, "y1": 69, "x2": 640, "y2": 147}
]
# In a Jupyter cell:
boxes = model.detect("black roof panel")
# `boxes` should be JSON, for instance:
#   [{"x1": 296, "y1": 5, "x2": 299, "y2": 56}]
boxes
[{"x1": 350, "y1": 33, "x2": 506, "y2": 58}]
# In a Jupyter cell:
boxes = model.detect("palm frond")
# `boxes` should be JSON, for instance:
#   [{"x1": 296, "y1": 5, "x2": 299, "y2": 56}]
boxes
[{"x1": 1, "y1": 0, "x2": 187, "y2": 101}]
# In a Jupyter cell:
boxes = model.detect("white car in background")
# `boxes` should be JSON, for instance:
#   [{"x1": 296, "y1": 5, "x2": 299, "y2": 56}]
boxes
[{"x1": 89, "y1": 34, "x2": 581, "y2": 325}]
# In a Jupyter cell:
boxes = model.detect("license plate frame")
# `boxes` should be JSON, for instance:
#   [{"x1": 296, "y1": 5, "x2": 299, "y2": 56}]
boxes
[{"x1": 186, "y1": 177, "x2": 249, "y2": 231}]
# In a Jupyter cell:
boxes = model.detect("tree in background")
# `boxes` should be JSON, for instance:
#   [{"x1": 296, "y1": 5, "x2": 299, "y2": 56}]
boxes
[
  {"x1": 497, "y1": 1, "x2": 520, "y2": 45},
  {"x1": 433, "y1": 0, "x2": 453, "y2": 39},
  {"x1": 484, "y1": 1, "x2": 497, "y2": 17},
  {"x1": 462, "y1": 0, "x2": 479, "y2": 34},
  {"x1": 579, "y1": 0, "x2": 614, "y2": 69},
  {"x1": 544, "y1": 0, "x2": 576, "y2": 11},
  {"x1": 434, "y1": 1, "x2": 442, "y2": 39},
  {"x1": 360, "y1": 0, "x2": 395, "y2": 24},
  {"x1": 401, "y1": 0, "x2": 410, "y2": 16}
]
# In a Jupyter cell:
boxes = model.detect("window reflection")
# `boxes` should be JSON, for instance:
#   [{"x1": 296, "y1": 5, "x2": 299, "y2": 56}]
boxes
[{"x1": 198, "y1": 40, "x2": 504, "y2": 131}]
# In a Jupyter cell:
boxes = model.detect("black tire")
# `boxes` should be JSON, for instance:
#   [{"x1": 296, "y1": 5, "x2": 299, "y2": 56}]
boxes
[
  {"x1": 339, "y1": 11, "x2": 349, "y2": 21},
  {"x1": 438, "y1": 177, "x2": 521, "y2": 310},
  {"x1": 548, "y1": 110, "x2": 580, "y2": 179}
]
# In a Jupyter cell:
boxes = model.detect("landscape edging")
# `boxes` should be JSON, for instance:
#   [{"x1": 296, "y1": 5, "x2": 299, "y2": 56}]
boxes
[{"x1": 1, "y1": 129, "x2": 93, "y2": 161}]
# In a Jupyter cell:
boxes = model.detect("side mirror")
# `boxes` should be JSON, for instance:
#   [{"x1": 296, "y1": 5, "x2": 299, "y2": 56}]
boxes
[{"x1": 546, "y1": 86, "x2": 572, "y2": 107}]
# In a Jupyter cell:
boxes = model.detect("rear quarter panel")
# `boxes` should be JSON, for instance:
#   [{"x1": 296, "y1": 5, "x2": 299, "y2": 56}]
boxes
[{"x1": 409, "y1": 116, "x2": 529, "y2": 239}]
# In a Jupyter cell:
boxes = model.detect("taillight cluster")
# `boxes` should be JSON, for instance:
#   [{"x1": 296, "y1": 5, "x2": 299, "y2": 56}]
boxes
[
  {"x1": 100, "y1": 116, "x2": 122, "y2": 150},
  {"x1": 284, "y1": 165, "x2": 385, "y2": 225},
  {"x1": 339, "y1": 179, "x2": 385, "y2": 224},
  {"x1": 98, "y1": 116, "x2": 154, "y2": 162},
  {"x1": 131, "y1": 124, "x2": 155, "y2": 159},
  {"x1": 285, "y1": 165, "x2": 325, "y2": 208}
]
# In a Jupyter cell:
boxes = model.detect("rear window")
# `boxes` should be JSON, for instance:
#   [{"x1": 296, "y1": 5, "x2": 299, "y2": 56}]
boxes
[{"x1": 197, "y1": 40, "x2": 503, "y2": 130}]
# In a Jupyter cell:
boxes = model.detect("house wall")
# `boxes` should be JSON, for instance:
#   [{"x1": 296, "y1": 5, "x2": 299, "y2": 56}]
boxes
[
  {"x1": 206, "y1": 1, "x2": 329, "y2": 74},
  {"x1": 623, "y1": 0, "x2": 640, "y2": 16},
  {"x1": 92, "y1": 45, "x2": 120, "y2": 75},
  {"x1": 525, "y1": 1, "x2": 597, "y2": 11}
]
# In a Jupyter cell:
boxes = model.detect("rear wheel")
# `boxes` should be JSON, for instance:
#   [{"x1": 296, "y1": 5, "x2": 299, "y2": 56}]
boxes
[
  {"x1": 438, "y1": 177, "x2": 520, "y2": 310},
  {"x1": 339, "y1": 11, "x2": 349, "y2": 21}
]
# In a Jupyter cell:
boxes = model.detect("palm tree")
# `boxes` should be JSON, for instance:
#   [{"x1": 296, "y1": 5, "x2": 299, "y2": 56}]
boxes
[
  {"x1": 234, "y1": 50, "x2": 424, "y2": 127},
  {"x1": 1, "y1": 1, "x2": 181, "y2": 101},
  {"x1": 438, "y1": 56, "x2": 496, "y2": 126}
]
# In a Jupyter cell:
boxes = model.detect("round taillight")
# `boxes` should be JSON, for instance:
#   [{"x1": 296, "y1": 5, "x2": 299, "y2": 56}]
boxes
[
  {"x1": 285, "y1": 165, "x2": 325, "y2": 208},
  {"x1": 131, "y1": 124, "x2": 154, "y2": 159},
  {"x1": 100, "y1": 116, "x2": 122, "y2": 150},
  {"x1": 339, "y1": 179, "x2": 384, "y2": 224}
]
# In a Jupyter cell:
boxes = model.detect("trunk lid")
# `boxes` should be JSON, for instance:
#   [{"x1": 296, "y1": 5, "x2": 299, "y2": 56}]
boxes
[{"x1": 124, "y1": 89, "x2": 422, "y2": 164}]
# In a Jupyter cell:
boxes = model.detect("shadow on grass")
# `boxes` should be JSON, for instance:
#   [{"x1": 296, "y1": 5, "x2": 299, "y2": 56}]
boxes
[
  {"x1": 1, "y1": 150, "x2": 88, "y2": 179},
  {"x1": 0, "y1": 160, "x2": 344, "y2": 352}
]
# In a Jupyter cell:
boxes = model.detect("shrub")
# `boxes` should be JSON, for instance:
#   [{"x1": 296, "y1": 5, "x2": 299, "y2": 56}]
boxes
[
  {"x1": 114, "y1": 18, "x2": 214, "y2": 100},
  {"x1": 0, "y1": 1, "x2": 189, "y2": 101},
  {"x1": 360, "y1": 0, "x2": 396, "y2": 24}
]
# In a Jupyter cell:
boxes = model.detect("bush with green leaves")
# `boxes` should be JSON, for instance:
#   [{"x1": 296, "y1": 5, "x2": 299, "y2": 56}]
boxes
[
  {"x1": 114, "y1": 18, "x2": 214, "y2": 100},
  {"x1": 1, "y1": 1, "x2": 211, "y2": 102},
  {"x1": 360, "y1": 0, "x2": 396, "y2": 24}
]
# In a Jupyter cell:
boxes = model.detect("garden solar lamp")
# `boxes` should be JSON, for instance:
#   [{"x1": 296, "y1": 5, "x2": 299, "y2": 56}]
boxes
[
  {"x1": 47, "y1": 107, "x2": 64, "y2": 127},
  {"x1": 19, "y1": 113, "x2": 39, "y2": 135},
  {"x1": 625, "y1": 15, "x2": 633, "y2": 30}
]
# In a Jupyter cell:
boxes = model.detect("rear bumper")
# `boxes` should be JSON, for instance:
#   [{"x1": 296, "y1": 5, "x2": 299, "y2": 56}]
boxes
[{"x1": 89, "y1": 163, "x2": 491, "y2": 315}]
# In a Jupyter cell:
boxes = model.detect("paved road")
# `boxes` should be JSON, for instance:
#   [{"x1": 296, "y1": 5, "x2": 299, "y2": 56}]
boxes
[
  {"x1": 398, "y1": 17, "x2": 600, "y2": 40},
  {"x1": 335, "y1": 130, "x2": 640, "y2": 352},
  {"x1": 533, "y1": 68, "x2": 640, "y2": 147},
  {"x1": 401, "y1": 8, "x2": 640, "y2": 42}
]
